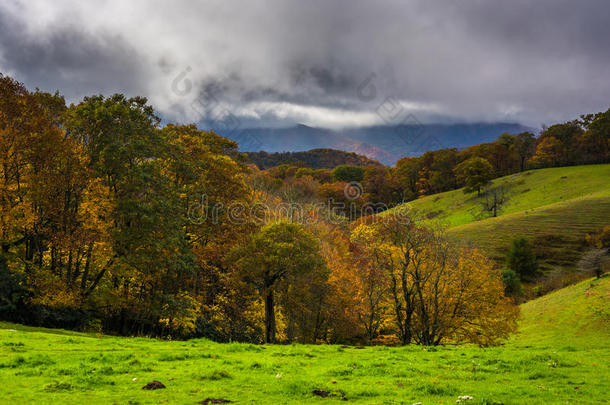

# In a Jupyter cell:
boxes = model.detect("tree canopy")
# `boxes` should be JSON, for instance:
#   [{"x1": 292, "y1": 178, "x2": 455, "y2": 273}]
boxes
[
  {"x1": 6, "y1": 72, "x2": 606, "y2": 346},
  {"x1": 454, "y1": 157, "x2": 495, "y2": 195},
  {"x1": 234, "y1": 221, "x2": 326, "y2": 343}
]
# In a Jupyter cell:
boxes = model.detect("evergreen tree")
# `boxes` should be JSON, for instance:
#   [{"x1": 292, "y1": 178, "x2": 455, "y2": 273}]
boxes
[{"x1": 506, "y1": 238, "x2": 538, "y2": 279}]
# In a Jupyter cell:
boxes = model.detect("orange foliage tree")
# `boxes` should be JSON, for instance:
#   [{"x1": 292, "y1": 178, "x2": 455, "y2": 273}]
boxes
[{"x1": 351, "y1": 211, "x2": 518, "y2": 346}]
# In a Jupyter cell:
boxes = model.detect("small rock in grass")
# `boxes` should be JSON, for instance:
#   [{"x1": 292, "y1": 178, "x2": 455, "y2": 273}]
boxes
[
  {"x1": 313, "y1": 389, "x2": 330, "y2": 398},
  {"x1": 142, "y1": 381, "x2": 166, "y2": 390},
  {"x1": 199, "y1": 399, "x2": 234, "y2": 404}
]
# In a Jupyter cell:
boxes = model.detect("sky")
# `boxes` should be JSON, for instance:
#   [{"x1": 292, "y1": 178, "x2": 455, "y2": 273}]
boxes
[{"x1": 1, "y1": 0, "x2": 609, "y2": 130}]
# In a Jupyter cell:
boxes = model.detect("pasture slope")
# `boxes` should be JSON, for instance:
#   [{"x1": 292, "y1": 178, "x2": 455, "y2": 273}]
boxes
[
  {"x1": 1, "y1": 276, "x2": 609, "y2": 404},
  {"x1": 398, "y1": 164, "x2": 610, "y2": 273}
]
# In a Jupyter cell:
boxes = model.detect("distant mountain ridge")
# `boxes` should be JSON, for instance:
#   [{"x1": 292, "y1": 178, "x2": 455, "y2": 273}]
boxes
[
  {"x1": 246, "y1": 148, "x2": 383, "y2": 169},
  {"x1": 217, "y1": 122, "x2": 534, "y2": 165}
]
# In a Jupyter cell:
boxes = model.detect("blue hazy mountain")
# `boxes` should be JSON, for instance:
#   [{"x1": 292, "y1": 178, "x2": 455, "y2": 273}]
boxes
[{"x1": 217, "y1": 122, "x2": 533, "y2": 165}]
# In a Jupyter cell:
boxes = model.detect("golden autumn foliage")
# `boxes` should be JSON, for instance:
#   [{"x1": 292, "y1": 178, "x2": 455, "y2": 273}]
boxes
[
  {"x1": 1, "y1": 73, "x2": 519, "y2": 345},
  {"x1": 351, "y1": 212, "x2": 518, "y2": 346},
  {"x1": 325, "y1": 227, "x2": 390, "y2": 343}
]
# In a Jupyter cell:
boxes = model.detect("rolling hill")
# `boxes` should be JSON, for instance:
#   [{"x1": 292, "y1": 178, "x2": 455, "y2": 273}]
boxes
[
  {"x1": 394, "y1": 164, "x2": 610, "y2": 277},
  {"x1": 246, "y1": 148, "x2": 383, "y2": 169},
  {"x1": 515, "y1": 275, "x2": 610, "y2": 346},
  {"x1": 224, "y1": 124, "x2": 395, "y2": 164}
]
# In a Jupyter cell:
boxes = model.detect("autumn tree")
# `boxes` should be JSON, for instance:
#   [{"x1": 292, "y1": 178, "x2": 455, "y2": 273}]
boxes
[
  {"x1": 395, "y1": 157, "x2": 421, "y2": 201},
  {"x1": 530, "y1": 136, "x2": 563, "y2": 168},
  {"x1": 511, "y1": 131, "x2": 536, "y2": 171},
  {"x1": 586, "y1": 226, "x2": 610, "y2": 249},
  {"x1": 235, "y1": 221, "x2": 326, "y2": 343},
  {"x1": 416, "y1": 167, "x2": 432, "y2": 197},
  {"x1": 0, "y1": 74, "x2": 55, "y2": 257},
  {"x1": 331, "y1": 236, "x2": 389, "y2": 344},
  {"x1": 362, "y1": 166, "x2": 402, "y2": 208},
  {"x1": 427, "y1": 149, "x2": 459, "y2": 192},
  {"x1": 353, "y1": 211, "x2": 518, "y2": 346},
  {"x1": 33, "y1": 89, "x2": 67, "y2": 127},
  {"x1": 531, "y1": 122, "x2": 583, "y2": 167},
  {"x1": 318, "y1": 181, "x2": 366, "y2": 219},
  {"x1": 331, "y1": 165, "x2": 364, "y2": 183},
  {"x1": 321, "y1": 221, "x2": 369, "y2": 343},
  {"x1": 454, "y1": 157, "x2": 494, "y2": 195},
  {"x1": 351, "y1": 214, "x2": 419, "y2": 344},
  {"x1": 463, "y1": 141, "x2": 513, "y2": 177},
  {"x1": 578, "y1": 109, "x2": 610, "y2": 164},
  {"x1": 64, "y1": 95, "x2": 197, "y2": 334},
  {"x1": 161, "y1": 123, "x2": 253, "y2": 264}
]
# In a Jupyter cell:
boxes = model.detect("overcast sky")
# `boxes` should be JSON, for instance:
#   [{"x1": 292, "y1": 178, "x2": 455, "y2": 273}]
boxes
[{"x1": 1, "y1": 0, "x2": 609, "y2": 129}]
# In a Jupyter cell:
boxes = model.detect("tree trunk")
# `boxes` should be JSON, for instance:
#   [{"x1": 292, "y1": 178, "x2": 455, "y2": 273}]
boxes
[
  {"x1": 264, "y1": 289, "x2": 276, "y2": 344},
  {"x1": 81, "y1": 243, "x2": 93, "y2": 291},
  {"x1": 520, "y1": 157, "x2": 525, "y2": 172}
]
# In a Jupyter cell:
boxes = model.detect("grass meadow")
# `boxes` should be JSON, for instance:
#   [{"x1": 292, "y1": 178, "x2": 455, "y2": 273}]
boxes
[
  {"x1": 401, "y1": 164, "x2": 610, "y2": 228},
  {"x1": 1, "y1": 276, "x2": 608, "y2": 404},
  {"x1": 391, "y1": 164, "x2": 610, "y2": 277}
]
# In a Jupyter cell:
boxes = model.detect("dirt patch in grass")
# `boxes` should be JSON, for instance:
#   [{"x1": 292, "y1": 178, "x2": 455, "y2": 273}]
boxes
[{"x1": 142, "y1": 380, "x2": 166, "y2": 390}]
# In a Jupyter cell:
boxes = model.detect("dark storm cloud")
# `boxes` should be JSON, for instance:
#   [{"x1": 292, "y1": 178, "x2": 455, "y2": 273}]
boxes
[
  {"x1": 0, "y1": 0, "x2": 608, "y2": 128},
  {"x1": 0, "y1": 9, "x2": 147, "y2": 101}
]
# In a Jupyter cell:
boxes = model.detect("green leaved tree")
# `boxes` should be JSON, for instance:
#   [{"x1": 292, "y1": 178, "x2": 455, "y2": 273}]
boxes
[
  {"x1": 234, "y1": 221, "x2": 326, "y2": 343},
  {"x1": 506, "y1": 238, "x2": 538, "y2": 280},
  {"x1": 454, "y1": 157, "x2": 495, "y2": 195}
]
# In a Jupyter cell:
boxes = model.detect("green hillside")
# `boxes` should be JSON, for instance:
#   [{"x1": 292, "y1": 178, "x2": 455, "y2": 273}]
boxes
[
  {"x1": 400, "y1": 164, "x2": 610, "y2": 228},
  {"x1": 450, "y1": 191, "x2": 610, "y2": 272},
  {"x1": 1, "y1": 277, "x2": 608, "y2": 404},
  {"x1": 392, "y1": 164, "x2": 610, "y2": 277},
  {"x1": 515, "y1": 276, "x2": 610, "y2": 347}
]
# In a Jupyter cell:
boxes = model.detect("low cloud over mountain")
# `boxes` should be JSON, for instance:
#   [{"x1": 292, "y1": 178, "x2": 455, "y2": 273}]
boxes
[{"x1": 1, "y1": 0, "x2": 609, "y2": 132}]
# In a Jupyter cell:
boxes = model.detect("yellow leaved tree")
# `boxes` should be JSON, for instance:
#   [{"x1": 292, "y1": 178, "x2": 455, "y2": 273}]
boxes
[{"x1": 351, "y1": 210, "x2": 518, "y2": 346}]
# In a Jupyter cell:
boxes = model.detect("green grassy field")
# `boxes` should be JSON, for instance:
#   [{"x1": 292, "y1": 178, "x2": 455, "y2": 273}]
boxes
[
  {"x1": 401, "y1": 164, "x2": 610, "y2": 228},
  {"x1": 1, "y1": 277, "x2": 608, "y2": 404},
  {"x1": 393, "y1": 164, "x2": 610, "y2": 275},
  {"x1": 450, "y1": 191, "x2": 610, "y2": 272}
]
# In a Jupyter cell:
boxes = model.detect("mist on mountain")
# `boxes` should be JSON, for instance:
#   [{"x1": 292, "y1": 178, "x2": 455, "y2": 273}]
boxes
[{"x1": 217, "y1": 122, "x2": 533, "y2": 165}]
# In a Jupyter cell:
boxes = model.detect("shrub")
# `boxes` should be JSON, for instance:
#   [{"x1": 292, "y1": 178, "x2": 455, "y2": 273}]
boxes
[
  {"x1": 502, "y1": 269, "x2": 523, "y2": 297},
  {"x1": 506, "y1": 238, "x2": 538, "y2": 279}
]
